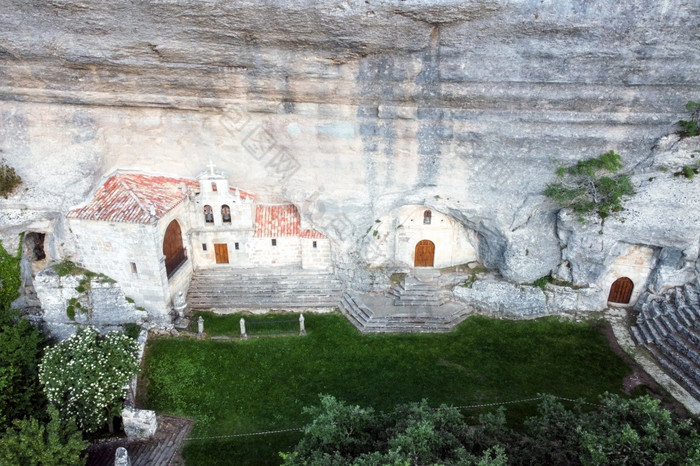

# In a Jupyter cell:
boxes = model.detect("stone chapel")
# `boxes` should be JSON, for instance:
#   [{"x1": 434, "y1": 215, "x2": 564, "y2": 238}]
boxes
[{"x1": 66, "y1": 164, "x2": 331, "y2": 322}]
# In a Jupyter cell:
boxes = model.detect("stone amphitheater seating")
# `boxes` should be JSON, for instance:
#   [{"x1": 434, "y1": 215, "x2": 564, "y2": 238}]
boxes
[{"x1": 631, "y1": 284, "x2": 700, "y2": 400}]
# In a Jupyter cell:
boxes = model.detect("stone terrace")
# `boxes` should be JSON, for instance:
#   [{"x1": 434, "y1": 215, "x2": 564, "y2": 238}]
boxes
[
  {"x1": 186, "y1": 267, "x2": 345, "y2": 310},
  {"x1": 631, "y1": 284, "x2": 700, "y2": 400}
]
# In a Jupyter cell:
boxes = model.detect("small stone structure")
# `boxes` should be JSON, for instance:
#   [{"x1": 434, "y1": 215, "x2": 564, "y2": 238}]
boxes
[
  {"x1": 122, "y1": 406, "x2": 158, "y2": 440},
  {"x1": 114, "y1": 447, "x2": 131, "y2": 466}
]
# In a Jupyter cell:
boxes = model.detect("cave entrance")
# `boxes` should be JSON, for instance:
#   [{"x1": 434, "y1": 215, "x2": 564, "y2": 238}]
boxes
[
  {"x1": 414, "y1": 240, "x2": 435, "y2": 267},
  {"x1": 608, "y1": 277, "x2": 634, "y2": 304},
  {"x1": 24, "y1": 232, "x2": 46, "y2": 262}
]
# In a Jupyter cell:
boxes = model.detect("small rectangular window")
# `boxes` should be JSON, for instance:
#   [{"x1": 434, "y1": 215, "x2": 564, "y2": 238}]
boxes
[
  {"x1": 211, "y1": 182, "x2": 218, "y2": 192},
  {"x1": 202, "y1": 243, "x2": 207, "y2": 251},
  {"x1": 130, "y1": 262, "x2": 137, "y2": 274},
  {"x1": 234, "y1": 242, "x2": 240, "y2": 250},
  {"x1": 271, "y1": 238, "x2": 277, "y2": 247},
  {"x1": 312, "y1": 241, "x2": 317, "y2": 248}
]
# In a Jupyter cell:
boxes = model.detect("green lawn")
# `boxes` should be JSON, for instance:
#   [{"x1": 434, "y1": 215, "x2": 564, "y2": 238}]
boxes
[{"x1": 138, "y1": 312, "x2": 634, "y2": 465}]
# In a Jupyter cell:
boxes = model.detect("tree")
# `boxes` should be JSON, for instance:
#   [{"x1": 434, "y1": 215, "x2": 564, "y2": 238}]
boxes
[
  {"x1": 577, "y1": 394, "x2": 700, "y2": 466},
  {"x1": 0, "y1": 309, "x2": 47, "y2": 431},
  {"x1": 39, "y1": 327, "x2": 139, "y2": 434},
  {"x1": 544, "y1": 150, "x2": 634, "y2": 222},
  {"x1": 282, "y1": 395, "x2": 508, "y2": 466},
  {"x1": 285, "y1": 394, "x2": 700, "y2": 466},
  {"x1": 0, "y1": 406, "x2": 86, "y2": 466},
  {"x1": 0, "y1": 237, "x2": 47, "y2": 431}
]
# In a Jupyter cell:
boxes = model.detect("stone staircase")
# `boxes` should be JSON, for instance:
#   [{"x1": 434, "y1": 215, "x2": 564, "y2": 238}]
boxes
[
  {"x1": 186, "y1": 267, "x2": 345, "y2": 309},
  {"x1": 388, "y1": 269, "x2": 446, "y2": 306},
  {"x1": 339, "y1": 290, "x2": 470, "y2": 334},
  {"x1": 631, "y1": 283, "x2": 700, "y2": 400}
]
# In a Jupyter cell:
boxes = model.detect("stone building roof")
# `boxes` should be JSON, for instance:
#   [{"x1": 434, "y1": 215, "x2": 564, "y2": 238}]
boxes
[
  {"x1": 300, "y1": 229, "x2": 326, "y2": 239},
  {"x1": 68, "y1": 173, "x2": 198, "y2": 224},
  {"x1": 254, "y1": 204, "x2": 325, "y2": 239},
  {"x1": 228, "y1": 187, "x2": 255, "y2": 201}
]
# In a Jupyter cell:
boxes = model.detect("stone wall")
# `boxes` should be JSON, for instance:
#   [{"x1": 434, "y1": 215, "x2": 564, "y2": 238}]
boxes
[
  {"x1": 249, "y1": 237, "x2": 302, "y2": 268},
  {"x1": 302, "y1": 237, "x2": 332, "y2": 270},
  {"x1": 34, "y1": 268, "x2": 147, "y2": 339},
  {"x1": 368, "y1": 205, "x2": 479, "y2": 268}
]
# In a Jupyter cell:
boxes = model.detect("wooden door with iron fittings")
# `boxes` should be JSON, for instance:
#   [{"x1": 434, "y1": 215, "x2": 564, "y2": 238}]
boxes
[
  {"x1": 608, "y1": 277, "x2": 634, "y2": 304},
  {"x1": 214, "y1": 243, "x2": 229, "y2": 264},
  {"x1": 414, "y1": 240, "x2": 435, "y2": 267}
]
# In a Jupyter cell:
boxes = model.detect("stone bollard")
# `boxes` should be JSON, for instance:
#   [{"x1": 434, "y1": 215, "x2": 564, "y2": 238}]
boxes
[
  {"x1": 115, "y1": 447, "x2": 131, "y2": 466},
  {"x1": 299, "y1": 313, "x2": 306, "y2": 336},
  {"x1": 240, "y1": 317, "x2": 248, "y2": 339},
  {"x1": 197, "y1": 316, "x2": 204, "y2": 338}
]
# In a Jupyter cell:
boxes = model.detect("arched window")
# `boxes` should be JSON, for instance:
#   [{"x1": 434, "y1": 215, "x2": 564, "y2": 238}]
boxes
[
  {"x1": 423, "y1": 210, "x2": 432, "y2": 225},
  {"x1": 608, "y1": 277, "x2": 634, "y2": 304},
  {"x1": 163, "y1": 220, "x2": 187, "y2": 278},
  {"x1": 204, "y1": 205, "x2": 214, "y2": 224},
  {"x1": 222, "y1": 205, "x2": 231, "y2": 223}
]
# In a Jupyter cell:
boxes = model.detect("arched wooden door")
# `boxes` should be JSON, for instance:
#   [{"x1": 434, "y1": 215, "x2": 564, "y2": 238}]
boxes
[
  {"x1": 163, "y1": 220, "x2": 187, "y2": 278},
  {"x1": 414, "y1": 240, "x2": 435, "y2": 267},
  {"x1": 608, "y1": 277, "x2": 634, "y2": 304}
]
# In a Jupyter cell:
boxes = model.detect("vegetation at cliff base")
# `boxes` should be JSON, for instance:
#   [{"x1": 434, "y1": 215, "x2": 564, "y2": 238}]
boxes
[
  {"x1": 544, "y1": 150, "x2": 634, "y2": 222},
  {"x1": 1, "y1": 236, "x2": 86, "y2": 464},
  {"x1": 0, "y1": 237, "x2": 22, "y2": 311}
]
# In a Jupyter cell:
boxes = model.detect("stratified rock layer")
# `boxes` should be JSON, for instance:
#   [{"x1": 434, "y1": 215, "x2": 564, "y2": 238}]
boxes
[{"x1": 1, "y1": 1, "x2": 699, "y2": 289}]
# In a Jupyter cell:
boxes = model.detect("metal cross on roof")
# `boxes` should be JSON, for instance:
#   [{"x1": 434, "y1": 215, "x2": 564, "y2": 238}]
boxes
[{"x1": 207, "y1": 159, "x2": 216, "y2": 176}]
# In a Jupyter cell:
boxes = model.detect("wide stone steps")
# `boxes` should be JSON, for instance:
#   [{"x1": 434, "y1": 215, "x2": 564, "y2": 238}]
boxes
[
  {"x1": 187, "y1": 268, "x2": 345, "y2": 309},
  {"x1": 389, "y1": 275, "x2": 446, "y2": 307},
  {"x1": 339, "y1": 292, "x2": 469, "y2": 334},
  {"x1": 631, "y1": 284, "x2": 700, "y2": 401}
]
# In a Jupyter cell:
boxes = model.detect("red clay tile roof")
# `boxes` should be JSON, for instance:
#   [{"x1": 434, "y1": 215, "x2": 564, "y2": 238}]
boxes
[
  {"x1": 229, "y1": 187, "x2": 255, "y2": 200},
  {"x1": 254, "y1": 204, "x2": 300, "y2": 237},
  {"x1": 254, "y1": 205, "x2": 325, "y2": 238},
  {"x1": 68, "y1": 173, "x2": 199, "y2": 224},
  {"x1": 300, "y1": 229, "x2": 326, "y2": 239}
]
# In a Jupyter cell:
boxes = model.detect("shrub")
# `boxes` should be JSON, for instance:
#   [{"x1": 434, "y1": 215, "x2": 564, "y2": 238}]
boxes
[
  {"x1": 0, "y1": 237, "x2": 22, "y2": 312},
  {"x1": 0, "y1": 160, "x2": 21, "y2": 198},
  {"x1": 39, "y1": 327, "x2": 139, "y2": 434},
  {"x1": 677, "y1": 101, "x2": 700, "y2": 138}
]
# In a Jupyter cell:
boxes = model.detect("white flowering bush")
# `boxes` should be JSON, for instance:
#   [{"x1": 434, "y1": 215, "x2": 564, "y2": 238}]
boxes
[{"x1": 39, "y1": 326, "x2": 139, "y2": 434}]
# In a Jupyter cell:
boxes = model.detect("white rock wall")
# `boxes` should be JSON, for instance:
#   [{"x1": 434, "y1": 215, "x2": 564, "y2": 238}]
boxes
[{"x1": 1, "y1": 0, "x2": 699, "y2": 294}]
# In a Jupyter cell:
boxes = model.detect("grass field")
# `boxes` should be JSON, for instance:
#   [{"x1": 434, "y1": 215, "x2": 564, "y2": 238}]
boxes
[{"x1": 138, "y1": 312, "x2": 634, "y2": 465}]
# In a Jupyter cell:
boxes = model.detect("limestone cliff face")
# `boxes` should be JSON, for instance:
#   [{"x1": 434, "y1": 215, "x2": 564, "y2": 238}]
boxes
[{"x1": 1, "y1": 1, "x2": 699, "y2": 290}]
